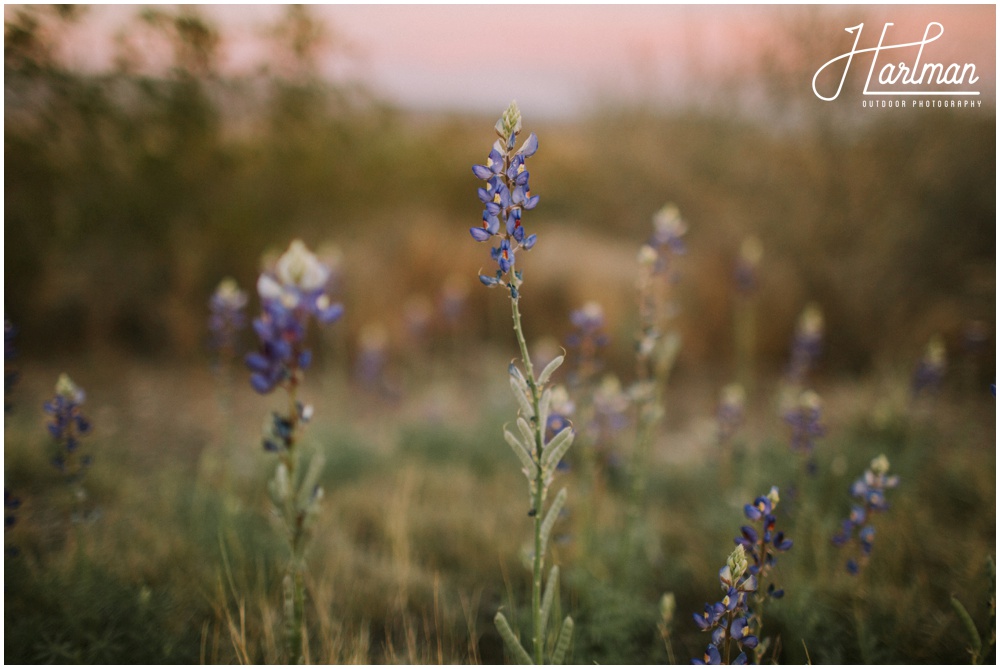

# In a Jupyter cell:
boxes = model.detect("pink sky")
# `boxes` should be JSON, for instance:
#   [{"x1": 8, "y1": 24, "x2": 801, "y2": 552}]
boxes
[{"x1": 17, "y1": 4, "x2": 997, "y2": 117}]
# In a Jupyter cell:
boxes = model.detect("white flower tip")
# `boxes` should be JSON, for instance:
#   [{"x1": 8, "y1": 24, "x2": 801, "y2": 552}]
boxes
[{"x1": 276, "y1": 239, "x2": 329, "y2": 291}]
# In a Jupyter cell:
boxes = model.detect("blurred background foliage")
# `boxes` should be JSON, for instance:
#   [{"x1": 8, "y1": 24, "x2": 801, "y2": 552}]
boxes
[{"x1": 5, "y1": 5, "x2": 994, "y2": 379}]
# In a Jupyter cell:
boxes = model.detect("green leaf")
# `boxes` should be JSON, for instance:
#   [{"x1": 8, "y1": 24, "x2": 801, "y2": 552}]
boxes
[
  {"x1": 510, "y1": 375, "x2": 535, "y2": 419},
  {"x1": 296, "y1": 453, "x2": 326, "y2": 510},
  {"x1": 951, "y1": 596, "x2": 983, "y2": 655},
  {"x1": 550, "y1": 616, "x2": 574, "y2": 665},
  {"x1": 542, "y1": 428, "x2": 574, "y2": 472},
  {"x1": 539, "y1": 488, "x2": 567, "y2": 556},
  {"x1": 537, "y1": 354, "x2": 564, "y2": 386},
  {"x1": 517, "y1": 417, "x2": 537, "y2": 454},
  {"x1": 538, "y1": 388, "x2": 552, "y2": 432},
  {"x1": 494, "y1": 611, "x2": 533, "y2": 665},
  {"x1": 540, "y1": 566, "x2": 560, "y2": 641},
  {"x1": 270, "y1": 462, "x2": 290, "y2": 506},
  {"x1": 504, "y1": 427, "x2": 538, "y2": 479}
]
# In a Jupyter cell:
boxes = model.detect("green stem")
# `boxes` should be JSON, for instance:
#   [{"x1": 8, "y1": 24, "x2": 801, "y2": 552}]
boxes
[
  {"x1": 284, "y1": 379, "x2": 306, "y2": 664},
  {"x1": 511, "y1": 293, "x2": 545, "y2": 665},
  {"x1": 623, "y1": 387, "x2": 659, "y2": 567}
]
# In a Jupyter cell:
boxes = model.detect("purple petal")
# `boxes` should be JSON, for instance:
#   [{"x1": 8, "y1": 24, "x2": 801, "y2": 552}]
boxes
[
  {"x1": 470, "y1": 227, "x2": 492, "y2": 242},
  {"x1": 250, "y1": 373, "x2": 274, "y2": 394},
  {"x1": 518, "y1": 132, "x2": 538, "y2": 157},
  {"x1": 317, "y1": 303, "x2": 344, "y2": 324}
]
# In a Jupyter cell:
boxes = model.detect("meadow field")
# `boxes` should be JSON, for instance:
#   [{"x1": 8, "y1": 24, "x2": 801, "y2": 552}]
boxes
[{"x1": 4, "y1": 6, "x2": 996, "y2": 665}]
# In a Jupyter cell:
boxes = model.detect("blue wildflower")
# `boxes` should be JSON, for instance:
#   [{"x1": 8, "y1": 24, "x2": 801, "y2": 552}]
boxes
[
  {"x1": 784, "y1": 390, "x2": 824, "y2": 474},
  {"x1": 735, "y1": 487, "x2": 792, "y2": 584},
  {"x1": 733, "y1": 237, "x2": 762, "y2": 297},
  {"x1": 786, "y1": 304, "x2": 823, "y2": 384},
  {"x1": 209, "y1": 277, "x2": 248, "y2": 363},
  {"x1": 44, "y1": 374, "x2": 92, "y2": 478},
  {"x1": 471, "y1": 101, "x2": 540, "y2": 291},
  {"x1": 246, "y1": 240, "x2": 343, "y2": 395},
  {"x1": 832, "y1": 454, "x2": 899, "y2": 575},
  {"x1": 693, "y1": 545, "x2": 759, "y2": 665},
  {"x1": 911, "y1": 334, "x2": 946, "y2": 398},
  {"x1": 648, "y1": 204, "x2": 687, "y2": 275},
  {"x1": 565, "y1": 302, "x2": 610, "y2": 387},
  {"x1": 716, "y1": 383, "x2": 746, "y2": 446}
]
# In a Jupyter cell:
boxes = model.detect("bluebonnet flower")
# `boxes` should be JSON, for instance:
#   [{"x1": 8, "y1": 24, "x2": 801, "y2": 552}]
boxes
[
  {"x1": 246, "y1": 240, "x2": 344, "y2": 395},
  {"x1": 736, "y1": 487, "x2": 792, "y2": 588},
  {"x1": 354, "y1": 323, "x2": 399, "y2": 401},
  {"x1": 44, "y1": 374, "x2": 92, "y2": 478},
  {"x1": 590, "y1": 374, "x2": 630, "y2": 468},
  {"x1": 911, "y1": 334, "x2": 946, "y2": 398},
  {"x1": 832, "y1": 454, "x2": 899, "y2": 575},
  {"x1": 209, "y1": 277, "x2": 248, "y2": 363},
  {"x1": 635, "y1": 206, "x2": 687, "y2": 381},
  {"x1": 693, "y1": 545, "x2": 759, "y2": 665},
  {"x1": 470, "y1": 101, "x2": 539, "y2": 294},
  {"x1": 648, "y1": 204, "x2": 687, "y2": 275},
  {"x1": 565, "y1": 302, "x2": 610, "y2": 387},
  {"x1": 716, "y1": 383, "x2": 746, "y2": 446},
  {"x1": 784, "y1": 390, "x2": 824, "y2": 474},
  {"x1": 733, "y1": 237, "x2": 762, "y2": 297},
  {"x1": 786, "y1": 304, "x2": 823, "y2": 384}
]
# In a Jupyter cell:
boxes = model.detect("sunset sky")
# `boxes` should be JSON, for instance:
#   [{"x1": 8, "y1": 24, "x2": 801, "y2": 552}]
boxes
[{"x1": 14, "y1": 3, "x2": 997, "y2": 117}]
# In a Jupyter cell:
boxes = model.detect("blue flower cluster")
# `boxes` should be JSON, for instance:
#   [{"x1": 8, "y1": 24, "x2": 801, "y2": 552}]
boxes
[
  {"x1": 565, "y1": 302, "x2": 610, "y2": 386},
  {"x1": 733, "y1": 237, "x2": 762, "y2": 296},
  {"x1": 647, "y1": 204, "x2": 687, "y2": 276},
  {"x1": 716, "y1": 384, "x2": 746, "y2": 446},
  {"x1": 911, "y1": 335, "x2": 946, "y2": 398},
  {"x1": 470, "y1": 101, "x2": 540, "y2": 295},
  {"x1": 832, "y1": 455, "x2": 899, "y2": 574},
  {"x1": 208, "y1": 277, "x2": 248, "y2": 360},
  {"x1": 786, "y1": 304, "x2": 823, "y2": 384},
  {"x1": 245, "y1": 240, "x2": 343, "y2": 395},
  {"x1": 735, "y1": 488, "x2": 792, "y2": 595},
  {"x1": 784, "y1": 390, "x2": 824, "y2": 474},
  {"x1": 44, "y1": 374, "x2": 93, "y2": 476},
  {"x1": 693, "y1": 545, "x2": 759, "y2": 665}
]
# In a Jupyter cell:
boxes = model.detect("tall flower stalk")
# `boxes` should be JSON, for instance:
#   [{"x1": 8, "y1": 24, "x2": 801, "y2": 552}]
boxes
[
  {"x1": 832, "y1": 454, "x2": 899, "y2": 575},
  {"x1": 471, "y1": 101, "x2": 574, "y2": 665},
  {"x1": 624, "y1": 205, "x2": 685, "y2": 563},
  {"x1": 693, "y1": 545, "x2": 759, "y2": 665},
  {"x1": 44, "y1": 373, "x2": 93, "y2": 520},
  {"x1": 245, "y1": 239, "x2": 343, "y2": 664}
]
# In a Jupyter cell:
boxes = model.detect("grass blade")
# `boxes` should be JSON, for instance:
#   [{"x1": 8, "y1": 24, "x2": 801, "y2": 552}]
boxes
[{"x1": 951, "y1": 596, "x2": 982, "y2": 657}]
